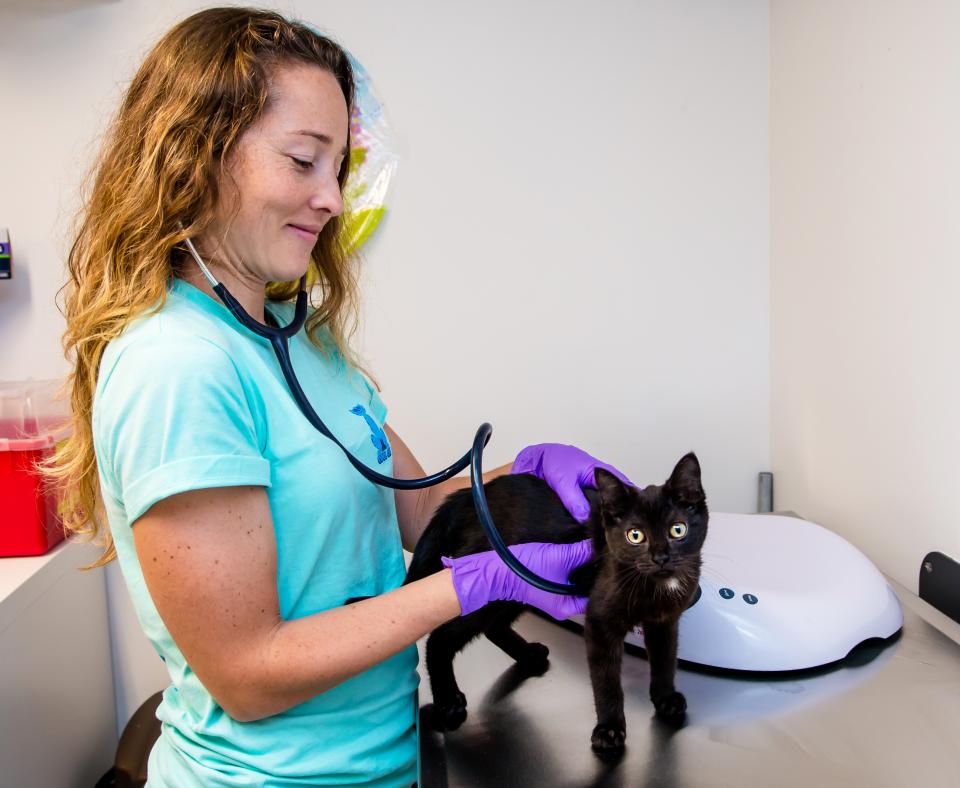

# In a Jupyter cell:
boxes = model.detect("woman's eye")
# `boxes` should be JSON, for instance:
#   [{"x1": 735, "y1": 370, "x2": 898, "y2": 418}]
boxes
[
  {"x1": 625, "y1": 529, "x2": 645, "y2": 545},
  {"x1": 290, "y1": 156, "x2": 313, "y2": 170},
  {"x1": 670, "y1": 522, "x2": 688, "y2": 538}
]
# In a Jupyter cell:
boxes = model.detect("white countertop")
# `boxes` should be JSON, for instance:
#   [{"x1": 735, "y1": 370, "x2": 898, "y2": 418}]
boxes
[{"x1": 0, "y1": 539, "x2": 99, "y2": 634}]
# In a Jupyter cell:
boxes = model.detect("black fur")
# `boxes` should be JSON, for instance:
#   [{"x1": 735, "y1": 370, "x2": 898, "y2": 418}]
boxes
[{"x1": 405, "y1": 453, "x2": 708, "y2": 754}]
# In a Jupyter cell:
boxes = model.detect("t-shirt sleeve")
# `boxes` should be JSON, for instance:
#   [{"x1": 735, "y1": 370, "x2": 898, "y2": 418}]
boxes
[{"x1": 94, "y1": 334, "x2": 271, "y2": 524}]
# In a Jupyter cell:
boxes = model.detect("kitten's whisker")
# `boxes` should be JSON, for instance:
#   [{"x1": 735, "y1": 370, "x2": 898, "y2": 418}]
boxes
[
  {"x1": 699, "y1": 566, "x2": 732, "y2": 585},
  {"x1": 610, "y1": 569, "x2": 646, "y2": 612},
  {"x1": 611, "y1": 571, "x2": 640, "y2": 601},
  {"x1": 631, "y1": 574, "x2": 651, "y2": 607},
  {"x1": 629, "y1": 573, "x2": 645, "y2": 603}
]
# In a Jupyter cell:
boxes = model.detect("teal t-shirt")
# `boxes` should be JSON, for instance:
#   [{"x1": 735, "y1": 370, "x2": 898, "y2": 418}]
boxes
[{"x1": 92, "y1": 278, "x2": 419, "y2": 787}]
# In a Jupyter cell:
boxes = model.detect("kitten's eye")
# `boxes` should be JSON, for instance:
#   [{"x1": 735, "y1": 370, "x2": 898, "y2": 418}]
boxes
[
  {"x1": 685, "y1": 504, "x2": 697, "y2": 515},
  {"x1": 670, "y1": 522, "x2": 688, "y2": 538},
  {"x1": 625, "y1": 529, "x2": 645, "y2": 544}
]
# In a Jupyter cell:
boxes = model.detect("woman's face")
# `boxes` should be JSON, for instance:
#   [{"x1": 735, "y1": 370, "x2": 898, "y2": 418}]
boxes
[{"x1": 202, "y1": 62, "x2": 349, "y2": 285}]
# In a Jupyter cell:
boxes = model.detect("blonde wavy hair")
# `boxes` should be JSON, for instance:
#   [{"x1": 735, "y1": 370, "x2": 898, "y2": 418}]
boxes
[{"x1": 44, "y1": 7, "x2": 361, "y2": 567}]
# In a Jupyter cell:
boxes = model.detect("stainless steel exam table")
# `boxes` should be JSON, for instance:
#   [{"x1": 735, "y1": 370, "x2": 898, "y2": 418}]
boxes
[{"x1": 417, "y1": 576, "x2": 960, "y2": 787}]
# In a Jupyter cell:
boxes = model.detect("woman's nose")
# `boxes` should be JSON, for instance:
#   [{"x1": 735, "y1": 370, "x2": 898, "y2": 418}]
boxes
[{"x1": 308, "y1": 176, "x2": 344, "y2": 217}]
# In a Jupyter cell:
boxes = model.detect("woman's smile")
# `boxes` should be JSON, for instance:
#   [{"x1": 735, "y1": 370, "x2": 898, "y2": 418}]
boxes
[{"x1": 287, "y1": 223, "x2": 322, "y2": 243}]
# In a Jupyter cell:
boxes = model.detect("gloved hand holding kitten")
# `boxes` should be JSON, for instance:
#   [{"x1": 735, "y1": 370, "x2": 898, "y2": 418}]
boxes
[
  {"x1": 511, "y1": 442, "x2": 634, "y2": 522},
  {"x1": 441, "y1": 538, "x2": 593, "y2": 620},
  {"x1": 443, "y1": 443, "x2": 633, "y2": 620}
]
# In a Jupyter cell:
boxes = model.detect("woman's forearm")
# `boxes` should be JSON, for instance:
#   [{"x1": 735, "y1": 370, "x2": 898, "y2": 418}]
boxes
[
  {"x1": 235, "y1": 462, "x2": 516, "y2": 721},
  {"x1": 233, "y1": 569, "x2": 461, "y2": 721}
]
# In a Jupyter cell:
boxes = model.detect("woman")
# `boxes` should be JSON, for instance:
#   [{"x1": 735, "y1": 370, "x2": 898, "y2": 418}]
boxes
[{"x1": 49, "y1": 8, "x2": 630, "y2": 786}]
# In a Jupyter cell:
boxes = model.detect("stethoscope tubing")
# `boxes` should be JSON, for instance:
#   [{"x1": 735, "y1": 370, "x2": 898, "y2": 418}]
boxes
[
  {"x1": 182, "y1": 238, "x2": 579, "y2": 595},
  {"x1": 469, "y1": 423, "x2": 582, "y2": 594}
]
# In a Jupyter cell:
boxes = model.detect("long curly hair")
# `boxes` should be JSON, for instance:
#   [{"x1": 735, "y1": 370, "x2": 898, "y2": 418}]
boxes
[{"x1": 44, "y1": 7, "x2": 361, "y2": 567}]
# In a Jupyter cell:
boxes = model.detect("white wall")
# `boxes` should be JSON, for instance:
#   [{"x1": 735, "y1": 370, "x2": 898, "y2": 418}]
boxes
[
  {"x1": 0, "y1": 0, "x2": 770, "y2": 728},
  {"x1": 771, "y1": 0, "x2": 960, "y2": 592}
]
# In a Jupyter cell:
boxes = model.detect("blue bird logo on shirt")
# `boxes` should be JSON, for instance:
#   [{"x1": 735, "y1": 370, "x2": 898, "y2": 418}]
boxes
[{"x1": 349, "y1": 404, "x2": 392, "y2": 464}]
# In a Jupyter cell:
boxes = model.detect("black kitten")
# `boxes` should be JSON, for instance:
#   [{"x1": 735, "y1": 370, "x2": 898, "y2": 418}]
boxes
[{"x1": 405, "y1": 453, "x2": 708, "y2": 754}]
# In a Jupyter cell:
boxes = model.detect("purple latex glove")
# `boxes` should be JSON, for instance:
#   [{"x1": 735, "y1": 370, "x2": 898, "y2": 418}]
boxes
[
  {"x1": 441, "y1": 538, "x2": 592, "y2": 620},
  {"x1": 511, "y1": 443, "x2": 633, "y2": 522}
]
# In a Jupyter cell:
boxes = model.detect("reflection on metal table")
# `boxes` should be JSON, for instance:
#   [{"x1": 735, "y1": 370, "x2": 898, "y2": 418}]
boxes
[{"x1": 417, "y1": 577, "x2": 960, "y2": 787}]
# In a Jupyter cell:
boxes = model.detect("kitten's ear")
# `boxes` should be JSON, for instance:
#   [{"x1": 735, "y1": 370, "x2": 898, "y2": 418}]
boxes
[
  {"x1": 595, "y1": 467, "x2": 631, "y2": 519},
  {"x1": 666, "y1": 452, "x2": 705, "y2": 503}
]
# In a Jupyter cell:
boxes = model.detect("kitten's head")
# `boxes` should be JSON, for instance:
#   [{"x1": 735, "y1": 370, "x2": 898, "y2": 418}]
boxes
[{"x1": 594, "y1": 453, "x2": 708, "y2": 585}]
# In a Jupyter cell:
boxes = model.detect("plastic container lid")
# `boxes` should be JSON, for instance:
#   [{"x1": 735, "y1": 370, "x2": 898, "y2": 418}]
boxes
[{"x1": 0, "y1": 379, "x2": 70, "y2": 452}]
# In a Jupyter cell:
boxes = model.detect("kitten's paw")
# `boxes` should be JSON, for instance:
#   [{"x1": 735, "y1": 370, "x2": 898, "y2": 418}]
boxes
[
  {"x1": 653, "y1": 690, "x2": 687, "y2": 726},
  {"x1": 515, "y1": 642, "x2": 550, "y2": 676},
  {"x1": 434, "y1": 690, "x2": 468, "y2": 731},
  {"x1": 591, "y1": 723, "x2": 626, "y2": 755}
]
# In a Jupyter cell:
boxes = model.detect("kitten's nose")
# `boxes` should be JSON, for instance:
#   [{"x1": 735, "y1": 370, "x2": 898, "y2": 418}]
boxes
[{"x1": 652, "y1": 550, "x2": 670, "y2": 567}]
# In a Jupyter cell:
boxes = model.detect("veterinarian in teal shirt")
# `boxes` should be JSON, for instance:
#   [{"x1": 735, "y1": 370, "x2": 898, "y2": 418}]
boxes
[
  {"x1": 63, "y1": 9, "x2": 629, "y2": 787},
  {"x1": 95, "y1": 279, "x2": 421, "y2": 785}
]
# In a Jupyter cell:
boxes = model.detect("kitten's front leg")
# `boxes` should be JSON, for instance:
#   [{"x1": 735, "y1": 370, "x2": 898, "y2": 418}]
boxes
[
  {"x1": 641, "y1": 618, "x2": 686, "y2": 726},
  {"x1": 584, "y1": 614, "x2": 628, "y2": 755}
]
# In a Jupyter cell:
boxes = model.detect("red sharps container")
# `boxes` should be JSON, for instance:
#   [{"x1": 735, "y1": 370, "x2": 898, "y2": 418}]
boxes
[{"x1": 0, "y1": 380, "x2": 70, "y2": 557}]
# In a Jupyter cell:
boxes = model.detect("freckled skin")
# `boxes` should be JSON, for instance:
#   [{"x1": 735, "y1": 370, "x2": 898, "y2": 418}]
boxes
[{"x1": 406, "y1": 453, "x2": 708, "y2": 753}]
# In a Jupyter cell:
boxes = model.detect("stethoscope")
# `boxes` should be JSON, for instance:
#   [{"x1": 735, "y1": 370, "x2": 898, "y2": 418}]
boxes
[{"x1": 182, "y1": 237, "x2": 580, "y2": 596}]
